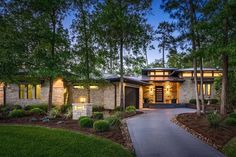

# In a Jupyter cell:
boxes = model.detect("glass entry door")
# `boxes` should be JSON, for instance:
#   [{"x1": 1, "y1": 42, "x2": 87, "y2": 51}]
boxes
[{"x1": 155, "y1": 86, "x2": 164, "y2": 102}]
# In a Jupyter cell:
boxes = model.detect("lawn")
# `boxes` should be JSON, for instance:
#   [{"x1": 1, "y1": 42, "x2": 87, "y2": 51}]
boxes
[
  {"x1": 0, "y1": 125, "x2": 133, "y2": 157},
  {"x1": 223, "y1": 137, "x2": 236, "y2": 157}
]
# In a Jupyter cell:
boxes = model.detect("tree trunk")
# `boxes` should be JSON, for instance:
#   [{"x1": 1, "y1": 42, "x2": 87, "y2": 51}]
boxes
[
  {"x1": 120, "y1": 37, "x2": 124, "y2": 111},
  {"x1": 193, "y1": 58, "x2": 201, "y2": 115},
  {"x1": 200, "y1": 57, "x2": 205, "y2": 113},
  {"x1": 87, "y1": 86, "x2": 90, "y2": 103},
  {"x1": 48, "y1": 77, "x2": 53, "y2": 111},
  {"x1": 162, "y1": 45, "x2": 165, "y2": 67},
  {"x1": 220, "y1": 54, "x2": 228, "y2": 115}
]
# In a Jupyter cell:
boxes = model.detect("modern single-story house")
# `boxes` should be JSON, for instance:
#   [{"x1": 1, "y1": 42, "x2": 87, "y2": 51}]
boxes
[{"x1": 0, "y1": 67, "x2": 222, "y2": 109}]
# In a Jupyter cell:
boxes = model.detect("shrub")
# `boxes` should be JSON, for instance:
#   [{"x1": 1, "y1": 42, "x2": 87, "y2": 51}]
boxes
[
  {"x1": 48, "y1": 108, "x2": 61, "y2": 119},
  {"x1": 30, "y1": 108, "x2": 45, "y2": 115},
  {"x1": 224, "y1": 117, "x2": 236, "y2": 126},
  {"x1": 207, "y1": 112, "x2": 221, "y2": 128},
  {"x1": 64, "y1": 108, "x2": 72, "y2": 119},
  {"x1": 210, "y1": 99, "x2": 219, "y2": 105},
  {"x1": 114, "y1": 111, "x2": 125, "y2": 119},
  {"x1": 105, "y1": 116, "x2": 121, "y2": 128},
  {"x1": 93, "y1": 120, "x2": 109, "y2": 132},
  {"x1": 92, "y1": 106, "x2": 104, "y2": 112},
  {"x1": 229, "y1": 112, "x2": 236, "y2": 119},
  {"x1": 9, "y1": 109, "x2": 25, "y2": 118},
  {"x1": 24, "y1": 104, "x2": 48, "y2": 112},
  {"x1": 12, "y1": 105, "x2": 22, "y2": 110},
  {"x1": 114, "y1": 106, "x2": 121, "y2": 111},
  {"x1": 93, "y1": 112, "x2": 103, "y2": 120},
  {"x1": 79, "y1": 117, "x2": 93, "y2": 128},
  {"x1": 189, "y1": 99, "x2": 196, "y2": 104},
  {"x1": 60, "y1": 104, "x2": 72, "y2": 113},
  {"x1": 78, "y1": 116, "x2": 89, "y2": 121},
  {"x1": 125, "y1": 106, "x2": 136, "y2": 113}
]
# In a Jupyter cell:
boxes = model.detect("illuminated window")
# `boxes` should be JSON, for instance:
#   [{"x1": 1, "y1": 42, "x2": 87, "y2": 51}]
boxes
[
  {"x1": 35, "y1": 85, "x2": 41, "y2": 99},
  {"x1": 182, "y1": 72, "x2": 192, "y2": 77},
  {"x1": 74, "y1": 86, "x2": 84, "y2": 89},
  {"x1": 149, "y1": 71, "x2": 155, "y2": 76},
  {"x1": 155, "y1": 71, "x2": 164, "y2": 75},
  {"x1": 214, "y1": 72, "x2": 222, "y2": 77},
  {"x1": 19, "y1": 84, "x2": 25, "y2": 99},
  {"x1": 164, "y1": 72, "x2": 169, "y2": 75},
  {"x1": 207, "y1": 84, "x2": 211, "y2": 96},
  {"x1": 197, "y1": 84, "x2": 200, "y2": 94},
  {"x1": 203, "y1": 72, "x2": 213, "y2": 77},
  {"x1": 27, "y1": 84, "x2": 33, "y2": 99},
  {"x1": 90, "y1": 86, "x2": 98, "y2": 89}
]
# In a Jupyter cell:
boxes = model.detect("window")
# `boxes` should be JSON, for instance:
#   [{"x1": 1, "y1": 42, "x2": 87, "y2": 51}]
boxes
[
  {"x1": 90, "y1": 86, "x2": 98, "y2": 89},
  {"x1": 214, "y1": 72, "x2": 222, "y2": 77},
  {"x1": 207, "y1": 84, "x2": 211, "y2": 96},
  {"x1": 27, "y1": 84, "x2": 33, "y2": 99},
  {"x1": 155, "y1": 71, "x2": 164, "y2": 75},
  {"x1": 74, "y1": 86, "x2": 84, "y2": 89},
  {"x1": 149, "y1": 71, "x2": 155, "y2": 76},
  {"x1": 197, "y1": 83, "x2": 211, "y2": 96},
  {"x1": 19, "y1": 84, "x2": 25, "y2": 99},
  {"x1": 35, "y1": 85, "x2": 41, "y2": 99},
  {"x1": 182, "y1": 72, "x2": 192, "y2": 77},
  {"x1": 203, "y1": 72, "x2": 213, "y2": 77}
]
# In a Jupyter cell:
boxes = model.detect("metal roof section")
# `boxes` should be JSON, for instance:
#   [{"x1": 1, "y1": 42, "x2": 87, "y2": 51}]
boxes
[{"x1": 107, "y1": 76, "x2": 149, "y2": 85}]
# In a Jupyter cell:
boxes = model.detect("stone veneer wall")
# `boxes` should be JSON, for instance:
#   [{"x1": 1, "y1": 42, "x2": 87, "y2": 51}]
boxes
[{"x1": 5, "y1": 78, "x2": 65, "y2": 106}]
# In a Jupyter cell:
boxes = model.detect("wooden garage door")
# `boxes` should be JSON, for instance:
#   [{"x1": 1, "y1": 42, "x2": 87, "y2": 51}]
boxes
[{"x1": 125, "y1": 87, "x2": 139, "y2": 109}]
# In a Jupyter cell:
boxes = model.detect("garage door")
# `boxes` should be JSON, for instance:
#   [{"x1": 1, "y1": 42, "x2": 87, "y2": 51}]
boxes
[{"x1": 125, "y1": 87, "x2": 139, "y2": 109}]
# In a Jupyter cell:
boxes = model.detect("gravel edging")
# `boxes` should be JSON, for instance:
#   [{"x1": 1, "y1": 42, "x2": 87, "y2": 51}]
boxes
[
  {"x1": 120, "y1": 119, "x2": 134, "y2": 152},
  {"x1": 171, "y1": 115, "x2": 222, "y2": 150}
]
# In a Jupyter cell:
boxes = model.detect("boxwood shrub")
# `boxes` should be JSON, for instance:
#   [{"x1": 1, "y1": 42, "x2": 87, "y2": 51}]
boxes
[
  {"x1": 224, "y1": 117, "x2": 236, "y2": 126},
  {"x1": 79, "y1": 117, "x2": 93, "y2": 128},
  {"x1": 93, "y1": 120, "x2": 109, "y2": 132},
  {"x1": 24, "y1": 104, "x2": 48, "y2": 112},
  {"x1": 30, "y1": 108, "x2": 45, "y2": 115},
  {"x1": 9, "y1": 109, "x2": 25, "y2": 118},
  {"x1": 93, "y1": 112, "x2": 103, "y2": 120},
  {"x1": 78, "y1": 116, "x2": 89, "y2": 121}
]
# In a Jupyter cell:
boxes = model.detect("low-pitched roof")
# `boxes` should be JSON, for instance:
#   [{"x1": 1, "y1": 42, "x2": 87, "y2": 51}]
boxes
[
  {"x1": 141, "y1": 76, "x2": 185, "y2": 82},
  {"x1": 106, "y1": 76, "x2": 149, "y2": 85}
]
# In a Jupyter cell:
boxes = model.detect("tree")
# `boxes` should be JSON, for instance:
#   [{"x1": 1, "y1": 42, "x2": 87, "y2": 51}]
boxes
[
  {"x1": 156, "y1": 21, "x2": 175, "y2": 67},
  {"x1": 94, "y1": 0, "x2": 152, "y2": 110}
]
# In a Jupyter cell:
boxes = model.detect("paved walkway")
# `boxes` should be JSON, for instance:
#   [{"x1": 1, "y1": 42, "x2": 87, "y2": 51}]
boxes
[{"x1": 127, "y1": 108, "x2": 225, "y2": 157}]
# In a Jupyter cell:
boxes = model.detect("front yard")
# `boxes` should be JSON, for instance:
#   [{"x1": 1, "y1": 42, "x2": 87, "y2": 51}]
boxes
[{"x1": 0, "y1": 125, "x2": 133, "y2": 157}]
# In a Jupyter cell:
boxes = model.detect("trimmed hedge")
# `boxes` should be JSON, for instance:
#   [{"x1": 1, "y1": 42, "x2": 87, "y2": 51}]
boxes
[
  {"x1": 30, "y1": 108, "x2": 45, "y2": 115},
  {"x1": 93, "y1": 112, "x2": 103, "y2": 120},
  {"x1": 78, "y1": 116, "x2": 89, "y2": 121},
  {"x1": 9, "y1": 109, "x2": 25, "y2": 118},
  {"x1": 93, "y1": 120, "x2": 109, "y2": 132},
  {"x1": 79, "y1": 117, "x2": 93, "y2": 128},
  {"x1": 224, "y1": 117, "x2": 236, "y2": 126}
]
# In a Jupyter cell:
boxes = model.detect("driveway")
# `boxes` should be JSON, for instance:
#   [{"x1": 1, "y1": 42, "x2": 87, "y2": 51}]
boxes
[{"x1": 127, "y1": 108, "x2": 225, "y2": 157}]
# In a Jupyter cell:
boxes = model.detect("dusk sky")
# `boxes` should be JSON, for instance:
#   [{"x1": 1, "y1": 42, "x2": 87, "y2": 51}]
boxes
[{"x1": 63, "y1": 0, "x2": 171, "y2": 64}]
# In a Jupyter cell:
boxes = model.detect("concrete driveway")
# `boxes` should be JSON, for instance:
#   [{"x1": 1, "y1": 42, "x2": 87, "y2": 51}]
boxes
[{"x1": 127, "y1": 108, "x2": 225, "y2": 157}]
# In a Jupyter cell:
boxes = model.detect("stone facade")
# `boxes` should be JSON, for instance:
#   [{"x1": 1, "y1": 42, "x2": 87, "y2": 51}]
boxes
[
  {"x1": 4, "y1": 78, "x2": 65, "y2": 107},
  {"x1": 0, "y1": 84, "x2": 4, "y2": 105}
]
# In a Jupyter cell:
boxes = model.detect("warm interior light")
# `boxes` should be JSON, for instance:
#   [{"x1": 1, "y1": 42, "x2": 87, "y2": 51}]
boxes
[
  {"x1": 79, "y1": 97, "x2": 86, "y2": 103},
  {"x1": 90, "y1": 86, "x2": 98, "y2": 89},
  {"x1": 74, "y1": 86, "x2": 84, "y2": 89}
]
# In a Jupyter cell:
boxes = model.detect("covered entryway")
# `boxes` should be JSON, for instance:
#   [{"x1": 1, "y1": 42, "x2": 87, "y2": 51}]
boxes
[{"x1": 125, "y1": 86, "x2": 139, "y2": 109}]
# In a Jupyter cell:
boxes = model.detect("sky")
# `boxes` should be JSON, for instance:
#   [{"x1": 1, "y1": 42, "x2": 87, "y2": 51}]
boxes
[{"x1": 63, "y1": 0, "x2": 171, "y2": 64}]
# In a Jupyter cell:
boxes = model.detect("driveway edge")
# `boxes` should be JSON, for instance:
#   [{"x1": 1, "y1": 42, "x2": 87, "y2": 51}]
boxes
[
  {"x1": 171, "y1": 115, "x2": 222, "y2": 150},
  {"x1": 120, "y1": 119, "x2": 135, "y2": 152}
]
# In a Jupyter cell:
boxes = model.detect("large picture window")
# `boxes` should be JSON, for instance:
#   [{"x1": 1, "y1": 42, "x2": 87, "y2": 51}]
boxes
[
  {"x1": 35, "y1": 85, "x2": 41, "y2": 99},
  {"x1": 197, "y1": 83, "x2": 211, "y2": 96},
  {"x1": 19, "y1": 84, "x2": 41, "y2": 99},
  {"x1": 27, "y1": 84, "x2": 33, "y2": 99},
  {"x1": 19, "y1": 84, "x2": 25, "y2": 99}
]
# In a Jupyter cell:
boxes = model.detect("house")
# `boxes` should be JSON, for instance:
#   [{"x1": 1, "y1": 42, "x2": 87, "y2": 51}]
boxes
[{"x1": 0, "y1": 67, "x2": 222, "y2": 109}]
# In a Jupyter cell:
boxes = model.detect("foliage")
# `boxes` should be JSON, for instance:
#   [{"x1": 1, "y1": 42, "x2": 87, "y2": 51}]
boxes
[
  {"x1": 78, "y1": 116, "x2": 89, "y2": 121},
  {"x1": 93, "y1": 120, "x2": 109, "y2": 132},
  {"x1": 207, "y1": 112, "x2": 221, "y2": 128},
  {"x1": 93, "y1": 112, "x2": 103, "y2": 120},
  {"x1": 0, "y1": 125, "x2": 133, "y2": 157},
  {"x1": 64, "y1": 107, "x2": 72, "y2": 119},
  {"x1": 114, "y1": 111, "x2": 125, "y2": 119},
  {"x1": 105, "y1": 116, "x2": 121, "y2": 128},
  {"x1": 223, "y1": 137, "x2": 236, "y2": 157},
  {"x1": 60, "y1": 104, "x2": 72, "y2": 113},
  {"x1": 210, "y1": 99, "x2": 219, "y2": 105},
  {"x1": 12, "y1": 105, "x2": 22, "y2": 110},
  {"x1": 48, "y1": 108, "x2": 61, "y2": 119},
  {"x1": 9, "y1": 109, "x2": 25, "y2": 118},
  {"x1": 224, "y1": 117, "x2": 236, "y2": 126},
  {"x1": 79, "y1": 117, "x2": 93, "y2": 128},
  {"x1": 92, "y1": 106, "x2": 104, "y2": 112},
  {"x1": 229, "y1": 113, "x2": 236, "y2": 119},
  {"x1": 114, "y1": 106, "x2": 121, "y2": 111},
  {"x1": 125, "y1": 106, "x2": 136, "y2": 113},
  {"x1": 24, "y1": 104, "x2": 48, "y2": 112},
  {"x1": 30, "y1": 108, "x2": 45, "y2": 116}
]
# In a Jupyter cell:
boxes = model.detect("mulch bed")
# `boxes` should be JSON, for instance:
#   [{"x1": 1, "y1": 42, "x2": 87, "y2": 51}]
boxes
[
  {"x1": 176, "y1": 112, "x2": 236, "y2": 149},
  {"x1": 0, "y1": 111, "x2": 143, "y2": 150},
  {"x1": 186, "y1": 104, "x2": 220, "y2": 111}
]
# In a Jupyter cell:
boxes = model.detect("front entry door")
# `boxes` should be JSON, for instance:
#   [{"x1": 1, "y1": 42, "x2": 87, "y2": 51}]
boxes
[{"x1": 155, "y1": 86, "x2": 164, "y2": 102}]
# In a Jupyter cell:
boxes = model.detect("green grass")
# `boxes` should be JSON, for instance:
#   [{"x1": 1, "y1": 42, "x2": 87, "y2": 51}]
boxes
[
  {"x1": 0, "y1": 125, "x2": 133, "y2": 157},
  {"x1": 223, "y1": 137, "x2": 236, "y2": 157}
]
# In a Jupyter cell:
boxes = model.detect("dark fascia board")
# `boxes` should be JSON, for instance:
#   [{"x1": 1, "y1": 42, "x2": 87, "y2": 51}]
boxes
[
  {"x1": 142, "y1": 67, "x2": 178, "y2": 71},
  {"x1": 107, "y1": 77, "x2": 149, "y2": 85}
]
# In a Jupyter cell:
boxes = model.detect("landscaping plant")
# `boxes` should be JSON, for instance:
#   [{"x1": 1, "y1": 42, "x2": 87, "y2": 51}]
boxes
[
  {"x1": 105, "y1": 116, "x2": 121, "y2": 128},
  {"x1": 93, "y1": 120, "x2": 109, "y2": 132},
  {"x1": 79, "y1": 117, "x2": 94, "y2": 128},
  {"x1": 64, "y1": 108, "x2": 72, "y2": 119},
  {"x1": 48, "y1": 108, "x2": 61, "y2": 119},
  {"x1": 60, "y1": 104, "x2": 72, "y2": 113},
  {"x1": 224, "y1": 117, "x2": 236, "y2": 126},
  {"x1": 78, "y1": 116, "x2": 89, "y2": 121},
  {"x1": 9, "y1": 109, "x2": 25, "y2": 118},
  {"x1": 24, "y1": 104, "x2": 48, "y2": 112},
  {"x1": 93, "y1": 112, "x2": 103, "y2": 120},
  {"x1": 207, "y1": 112, "x2": 221, "y2": 128},
  {"x1": 229, "y1": 112, "x2": 236, "y2": 119},
  {"x1": 92, "y1": 106, "x2": 104, "y2": 112},
  {"x1": 30, "y1": 108, "x2": 45, "y2": 116},
  {"x1": 125, "y1": 106, "x2": 136, "y2": 113}
]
